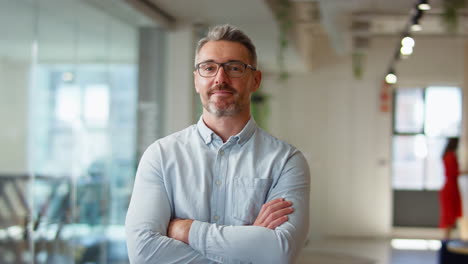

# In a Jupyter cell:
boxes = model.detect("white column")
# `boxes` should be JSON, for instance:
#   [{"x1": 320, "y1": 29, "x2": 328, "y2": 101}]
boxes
[
  {"x1": 165, "y1": 23, "x2": 198, "y2": 134},
  {"x1": 136, "y1": 27, "x2": 167, "y2": 159}
]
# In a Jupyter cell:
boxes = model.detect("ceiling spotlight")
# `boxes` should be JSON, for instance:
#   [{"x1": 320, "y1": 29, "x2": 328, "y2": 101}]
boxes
[
  {"x1": 401, "y1": 36, "x2": 415, "y2": 47},
  {"x1": 418, "y1": 0, "x2": 431, "y2": 11},
  {"x1": 411, "y1": 23, "x2": 422, "y2": 32},
  {"x1": 400, "y1": 45, "x2": 413, "y2": 56},
  {"x1": 411, "y1": 8, "x2": 424, "y2": 31},
  {"x1": 385, "y1": 70, "x2": 397, "y2": 84}
]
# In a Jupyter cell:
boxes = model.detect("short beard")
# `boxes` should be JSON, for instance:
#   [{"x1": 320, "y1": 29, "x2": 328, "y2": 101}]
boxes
[
  {"x1": 206, "y1": 103, "x2": 241, "y2": 117},
  {"x1": 203, "y1": 84, "x2": 246, "y2": 117}
]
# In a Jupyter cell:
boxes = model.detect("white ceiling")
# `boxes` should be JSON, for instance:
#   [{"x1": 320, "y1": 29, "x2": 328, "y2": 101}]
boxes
[
  {"x1": 2, "y1": 0, "x2": 464, "y2": 73},
  {"x1": 146, "y1": 0, "x2": 305, "y2": 73},
  {"x1": 146, "y1": 0, "x2": 460, "y2": 73}
]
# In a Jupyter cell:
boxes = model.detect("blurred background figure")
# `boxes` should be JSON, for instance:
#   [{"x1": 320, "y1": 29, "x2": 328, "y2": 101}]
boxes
[{"x1": 440, "y1": 137, "x2": 462, "y2": 240}]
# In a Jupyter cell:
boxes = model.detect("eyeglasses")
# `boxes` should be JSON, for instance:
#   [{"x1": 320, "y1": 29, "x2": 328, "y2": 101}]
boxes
[{"x1": 195, "y1": 61, "x2": 256, "y2": 78}]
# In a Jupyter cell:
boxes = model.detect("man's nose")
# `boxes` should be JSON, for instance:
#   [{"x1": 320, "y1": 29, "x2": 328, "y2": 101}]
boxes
[{"x1": 215, "y1": 66, "x2": 229, "y2": 84}]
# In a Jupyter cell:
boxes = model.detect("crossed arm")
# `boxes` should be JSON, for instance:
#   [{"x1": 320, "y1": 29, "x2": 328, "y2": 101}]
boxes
[
  {"x1": 125, "y1": 147, "x2": 310, "y2": 263},
  {"x1": 167, "y1": 198, "x2": 294, "y2": 243}
]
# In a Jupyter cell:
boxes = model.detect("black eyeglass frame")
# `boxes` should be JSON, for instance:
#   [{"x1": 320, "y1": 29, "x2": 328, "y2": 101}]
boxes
[{"x1": 195, "y1": 61, "x2": 257, "y2": 78}]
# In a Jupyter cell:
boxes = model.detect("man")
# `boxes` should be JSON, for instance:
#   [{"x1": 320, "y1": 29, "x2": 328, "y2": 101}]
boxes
[{"x1": 126, "y1": 24, "x2": 310, "y2": 263}]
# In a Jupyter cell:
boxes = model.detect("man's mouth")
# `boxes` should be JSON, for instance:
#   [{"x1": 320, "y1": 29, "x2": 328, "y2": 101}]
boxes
[
  {"x1": 209, "y1": 85, "x2": 236, "y2": 96},
  {"x1": 211, "y1": 90, "x2": 233, "y2": 96}
]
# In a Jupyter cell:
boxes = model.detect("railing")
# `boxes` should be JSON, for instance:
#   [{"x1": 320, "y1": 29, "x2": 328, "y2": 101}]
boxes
[
  {"x1": 0, "y1": 174, "x2": 129, "y2": 264},
  {"x1": 0, "y1": 174, "x2": 73, "y2": 263}
]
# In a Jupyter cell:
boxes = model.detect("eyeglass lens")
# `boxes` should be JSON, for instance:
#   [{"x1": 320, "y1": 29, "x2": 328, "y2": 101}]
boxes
[{"x1": 198, "y1": 62, "x2": 246, "y2": 77}]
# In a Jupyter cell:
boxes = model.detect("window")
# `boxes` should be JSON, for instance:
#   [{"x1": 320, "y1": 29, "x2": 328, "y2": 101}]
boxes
[
  {"x1": 1, "y1": 0, "x2": 152, "y2": 262},
  {"x1": 392, "y1": 86, "x2": 462, "y2": 190}
]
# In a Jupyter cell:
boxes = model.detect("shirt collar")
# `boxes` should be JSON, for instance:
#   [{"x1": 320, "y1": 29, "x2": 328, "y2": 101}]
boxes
[
  {"x1": 236, "y1": 117, "x2": 257, "y2": 145},
  {"x1": 196, "y1": 116, "x2": 257, "y2": 146},
  {"x1": 197, "y1": 116, "x2": 215, "y2": 144}
]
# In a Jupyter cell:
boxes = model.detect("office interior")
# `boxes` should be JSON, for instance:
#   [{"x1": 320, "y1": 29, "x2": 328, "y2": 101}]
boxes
[{"x1": 1, "y1": 0, "x2": 468, "y2": 263}]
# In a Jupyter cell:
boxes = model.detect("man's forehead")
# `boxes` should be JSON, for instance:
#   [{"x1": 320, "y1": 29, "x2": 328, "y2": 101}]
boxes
[{"x1": 197, "y1": 41, "x2": 251, "y2": 63}]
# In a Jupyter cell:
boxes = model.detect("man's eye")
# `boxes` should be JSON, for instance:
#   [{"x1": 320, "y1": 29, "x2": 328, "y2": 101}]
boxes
[
  {"x1": 202, "y1": 65, "x2": 216, "y2": 72},
  {"x1": 228, "y1": 65, "x2": 243, "y2": 72}
]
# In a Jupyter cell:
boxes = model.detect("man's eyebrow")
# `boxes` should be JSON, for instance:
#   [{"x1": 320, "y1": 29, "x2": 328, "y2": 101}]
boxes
[
  {"x1": 227, "y1": 60, "x2": 244, "y2": 63},
  {"x1": 198, "y1": 59, "x2": 244, "y2": 64}
]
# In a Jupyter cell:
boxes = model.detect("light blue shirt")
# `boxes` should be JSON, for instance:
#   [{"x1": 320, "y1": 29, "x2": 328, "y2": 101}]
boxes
[{"x1": 125, "y1": 117, "x2": 310, "y2": 264}]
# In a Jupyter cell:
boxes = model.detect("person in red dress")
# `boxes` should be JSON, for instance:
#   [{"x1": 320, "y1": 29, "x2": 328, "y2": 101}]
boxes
[{"x1": 440, "y1": 137, "x2": 462, "y2": 240}]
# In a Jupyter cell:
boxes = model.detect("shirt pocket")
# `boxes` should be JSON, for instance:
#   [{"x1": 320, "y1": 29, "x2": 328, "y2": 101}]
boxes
[{"x1": 233, "y1": 178, "x2": 272, "y2": 224}]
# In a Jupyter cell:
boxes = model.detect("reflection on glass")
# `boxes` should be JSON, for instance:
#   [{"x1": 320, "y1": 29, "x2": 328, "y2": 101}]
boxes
[
  {"x1": 394, "y1": 88, "x2": 424, "y2": 133},
  {"x1": 393, "y1": 135, "x2": 425, "y2": 189},
  {"x1": 84, "y1": 84, "x2": 109, "y2": 127},
  {"x1": 0, "y1": 0, "x2": 36, "y2": 261},
  {"x1": 0, "y1": 0, "x2": 148, "y2": 263},
  {"x1": 30, "y1": 65, "x2": 137, "y2": 263},
  {"x1": 425, "y1": 87, "x2": 462, "y2": 137},
  {"x1": 56, "y1": 85, "x2": 81, "y2": 123}
]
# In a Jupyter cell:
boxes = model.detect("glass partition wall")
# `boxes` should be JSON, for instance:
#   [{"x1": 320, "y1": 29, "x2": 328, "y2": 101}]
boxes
[{"x1": 0, "y1": 0, "x2": 152, "y2": 263}]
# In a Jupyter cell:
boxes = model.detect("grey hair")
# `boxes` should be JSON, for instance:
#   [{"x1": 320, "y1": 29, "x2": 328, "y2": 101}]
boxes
[{"x1": 194, "y1": 24, "x2": 257, "y2": 67}]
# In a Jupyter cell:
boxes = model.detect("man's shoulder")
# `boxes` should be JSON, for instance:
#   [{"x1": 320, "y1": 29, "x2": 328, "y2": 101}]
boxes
[
  {"x1": 145, "y1": 124, "x2": 198, "y2": 151},
  {"x1": 255, "y1": 127, "x2": 298, "y2": 152},
  {"x1": 158, "y1": 124, "x2": 198, "y2": 144},
  {"x1": 253, "y1": 128, "x2": 310, "y2": 174}
]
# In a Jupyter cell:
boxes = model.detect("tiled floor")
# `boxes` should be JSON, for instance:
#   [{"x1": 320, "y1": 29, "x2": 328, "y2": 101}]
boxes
[
  {"x1": 0, "y1": 227, "x2": 453, "y2": 264},
  {"x1": 390, "y1": 249, "x2": 438, "y2": 264},
  {"x1": 296, "y1": 237, "x2": 439, "y2": 264}
]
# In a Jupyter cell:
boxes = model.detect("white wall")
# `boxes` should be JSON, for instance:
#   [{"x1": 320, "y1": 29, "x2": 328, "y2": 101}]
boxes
[
  {"x1": 261, "y1": 36, "x2": 466, "y2": 238},
  {"x1": 165, "y1": 23, "x2": 198, "y2": 134},
  {"x1": 0, "y1": 59, "x2": 29, "y2": 174}
]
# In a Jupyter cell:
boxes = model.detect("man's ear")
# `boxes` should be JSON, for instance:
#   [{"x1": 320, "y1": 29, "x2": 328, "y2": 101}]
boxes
[
  {"x1": 194, "y1": 71, "x2": 200, "y2": 94},
  {"x1": 252, "y1": 70, "x2": 262, "y2": 93}
]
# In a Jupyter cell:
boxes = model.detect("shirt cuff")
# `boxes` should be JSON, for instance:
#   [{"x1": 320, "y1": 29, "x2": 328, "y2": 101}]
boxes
[{"x1": 188, "y1": 220, "x2": 208, "y2": 256}]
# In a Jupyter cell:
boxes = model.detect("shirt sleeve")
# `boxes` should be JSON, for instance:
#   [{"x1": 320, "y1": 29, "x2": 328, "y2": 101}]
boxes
[
  {"x1": 125, "y1": 143, "x2": 212, "y2": 264},
  {"x1": 188, "y1": 150, "x2": 311, "y2": 264}
]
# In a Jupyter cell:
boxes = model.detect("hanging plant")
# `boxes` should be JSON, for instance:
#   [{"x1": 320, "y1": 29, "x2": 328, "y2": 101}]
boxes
[
  {"x1": 442, "y1": 0, "x2": 466, "y2": 33},
  {"x1": 273, "y1": 0, "x2": 292, "y2": 81},
  {"x1": 352, "y1": 52, "x2": 364, "y2": 79},
  {"x1": 351, "y1": 33, "x2": 370, "y2": 80}
]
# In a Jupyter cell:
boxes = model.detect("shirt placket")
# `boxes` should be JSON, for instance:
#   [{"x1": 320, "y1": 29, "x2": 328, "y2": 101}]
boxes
[{"x1": 211, "y1": 142, "x2": 231, "y2": 225}]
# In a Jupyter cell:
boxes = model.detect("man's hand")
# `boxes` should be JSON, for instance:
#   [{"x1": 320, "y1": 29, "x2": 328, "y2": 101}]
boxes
[
  {"x1": 167, "y1": 218, "x2": 193, "y2": 244},
  {"x1": 253, "y1": 198, "x2": 294, "y2": 229}
]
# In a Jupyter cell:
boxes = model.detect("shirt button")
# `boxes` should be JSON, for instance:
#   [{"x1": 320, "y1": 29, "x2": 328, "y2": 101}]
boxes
[
  {"x1": 215, "y1": 180, "x2": 221, "y2": 186},
  {"x1": 213, "y1": 215, "x2": 219, "y2": 221},
  {"x1": 219, "y1": 150, "x2": 224, "y2": 156}
]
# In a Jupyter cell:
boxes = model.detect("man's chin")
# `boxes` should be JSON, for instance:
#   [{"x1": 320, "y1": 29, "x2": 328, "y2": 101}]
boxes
[{"x1": 206, "y1": 105, "x2": 238, "y2": 117}]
